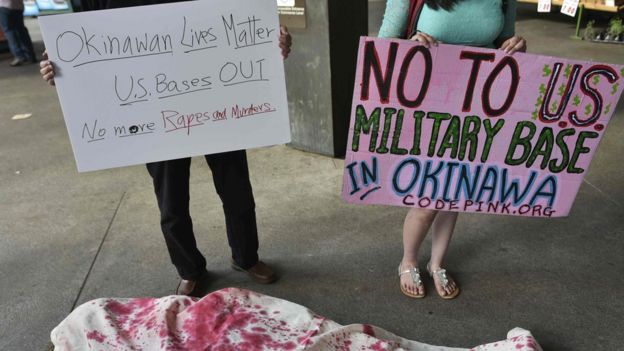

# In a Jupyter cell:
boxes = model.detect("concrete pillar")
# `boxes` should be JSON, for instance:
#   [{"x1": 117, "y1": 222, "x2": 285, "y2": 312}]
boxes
[{"x1": 283, "y1": 0, "x2": 368, "y2": 157}]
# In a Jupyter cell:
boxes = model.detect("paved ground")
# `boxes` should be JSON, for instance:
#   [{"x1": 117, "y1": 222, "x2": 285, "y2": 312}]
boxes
[{"x1": 1, "y1": 3, "x2": 623, "y2": 351}]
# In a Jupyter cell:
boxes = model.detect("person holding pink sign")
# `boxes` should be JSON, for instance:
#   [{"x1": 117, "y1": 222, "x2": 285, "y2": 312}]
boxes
[{"x1": 378, "y1": 0, "x2": 526, "y2": 299}]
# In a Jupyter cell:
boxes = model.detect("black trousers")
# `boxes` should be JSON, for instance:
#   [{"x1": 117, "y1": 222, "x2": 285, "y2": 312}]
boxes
[{"x1": 146, "y1": 150, "x2": 259, "y2": 280}]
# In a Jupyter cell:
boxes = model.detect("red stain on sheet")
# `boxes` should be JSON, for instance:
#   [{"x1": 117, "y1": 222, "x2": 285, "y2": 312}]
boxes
[
  {"x1": 363, "y1": 324, "x2": 375, "y2": 337},
  {"x1": 170, "y1": 289, "x2": 308, "y2": 350},
  {"x1": 369, "y1": 340, "x2": 388, "y2": 351},
  {"x1": 86, "y1": 330, "x2": 106, "y2": 343},
  {"x1": 70, "y1": 289, "x2": 338, "y2": 350}
]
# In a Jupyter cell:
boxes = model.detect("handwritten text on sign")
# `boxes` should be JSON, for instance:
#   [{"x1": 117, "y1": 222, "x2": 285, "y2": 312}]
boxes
[
  {"x1": 39, "y1": 0, "x2": 290, "y2": 172},
  {"x1": 342, "y1": 38, "x2": 623, "y2": 217}
]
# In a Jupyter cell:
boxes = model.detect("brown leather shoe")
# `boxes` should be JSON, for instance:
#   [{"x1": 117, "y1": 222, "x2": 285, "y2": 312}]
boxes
[
  {"x1": 176, "y1": 279, "x2": 198, "y2": 296},
  {"x1": 231, "y1": 260, "x2": 277, "y2": 284}
]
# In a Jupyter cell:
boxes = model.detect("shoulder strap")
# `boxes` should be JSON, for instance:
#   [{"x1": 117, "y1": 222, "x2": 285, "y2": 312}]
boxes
[{"x1": 405, "y1": 0, "x2": 425, "y2": 39}]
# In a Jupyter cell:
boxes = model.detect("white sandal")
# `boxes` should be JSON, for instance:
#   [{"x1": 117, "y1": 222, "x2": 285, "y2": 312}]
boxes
[
  {"x1": 398, "y1": 265, "x2": 425, "y2": 298},
  {"x1": 427, "y1": 262, "x2": 460, "y2": 299}
]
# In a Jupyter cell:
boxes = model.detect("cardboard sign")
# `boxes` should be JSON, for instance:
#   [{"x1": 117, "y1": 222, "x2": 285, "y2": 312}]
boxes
[
  {"x1": 561, "y1": 0, "x2": 580, "y2": 17},
  {"x1": 277, "y1": 0, "x2": 306, "y2": 29},
  {"x1": 538, "y1": 0, "x2": 552, "y2": 13},
  {"x1": 277, "y1": 0, "x2": 295, "y2": 6},
  {"x1": 39, "y1": 0, "x2": 290, "y2": 172},
  {"x1": 342, "y1": 37, "x2": 623, "y2": 218}
]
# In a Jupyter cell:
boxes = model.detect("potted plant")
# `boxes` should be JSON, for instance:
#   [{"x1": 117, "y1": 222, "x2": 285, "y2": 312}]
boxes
[
  {"x1": 583, "y1": 20, "x2": 597, "y2": 41},
  {"x1": 607, "y1": 17, "x2": 623, "y2": 42}
]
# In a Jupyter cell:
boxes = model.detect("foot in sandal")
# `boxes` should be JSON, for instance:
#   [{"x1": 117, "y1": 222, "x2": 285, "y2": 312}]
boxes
[
  {"x1": 427, "y1": 262, "x2": 460, "y2": 299},
  {"x1": 398, "y1": 262, "x2": 425, "y2": 298}
]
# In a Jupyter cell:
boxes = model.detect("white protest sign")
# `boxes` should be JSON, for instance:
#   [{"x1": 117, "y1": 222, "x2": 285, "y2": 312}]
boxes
[
  {"x1": 538, "y1": 0, "x2": 551, "y2": 12},
  {"x1": 39, "y1": 0, "x2": 290, "y2": 172},
  {"x1": 561, "y1": 0, "x2": 579, "y2": 17},
  {"x1": 277, "y1": 0, "x2": 295, "y2": 6}
]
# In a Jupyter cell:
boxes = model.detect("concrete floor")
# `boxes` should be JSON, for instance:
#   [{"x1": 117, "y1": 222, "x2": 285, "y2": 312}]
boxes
[{"x1": 1, "y1": 3, "x2": 623, "y2": 351}]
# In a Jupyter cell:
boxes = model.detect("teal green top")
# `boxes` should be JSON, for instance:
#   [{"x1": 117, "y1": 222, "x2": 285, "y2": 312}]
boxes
[{"x1": 378, "y1": 0, "x2": 516, "y2": 48}]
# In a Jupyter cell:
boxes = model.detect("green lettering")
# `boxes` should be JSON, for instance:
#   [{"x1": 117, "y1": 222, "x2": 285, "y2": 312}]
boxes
[
  {"x1": 505, "y1": 121, "x2": 537, "y2": 166},
  {"x1": 567, "y1": 131, "x2": 598, "y2": 174},
  {"x1": 436, "y1": 115, "x2": 461, "y2": 159},
  {"x1": 549, "y1": 128, "x2": 575, "y2": 173},
  {"x1": 352, "y1": 105, "x2": 381, "y2": 152},
  {"x1": 426, "y1": 112, "x2": 451, "y2": 157},
  {"x1": 410, "y1": 111, "x2": 425, "y2": 155},
  {"x1": 481, "y1": 119, "x2": 505, "y2": 162},
  {"x1": 376, "y1": 108, "x2": 395, "y2": 154},
  {"x1": 390, "y1": 109, "x2": 408, "y2": 155},
  {"x1": 459, "y1": 115, "x2": 481, "y2": 161},
  {"x1": 526, "y1": 127, "x2": 554, "y2": 169}
]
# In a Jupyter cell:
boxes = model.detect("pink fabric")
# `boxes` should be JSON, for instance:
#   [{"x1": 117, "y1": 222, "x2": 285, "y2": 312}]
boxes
[{"x1": 51, "y1": 288, "x2": 542, "y2": 351}]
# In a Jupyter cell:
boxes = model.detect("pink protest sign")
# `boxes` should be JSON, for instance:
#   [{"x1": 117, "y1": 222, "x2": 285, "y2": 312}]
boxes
[{"x1": 342, "y1": 37, "x2": 624, "y2": 218}]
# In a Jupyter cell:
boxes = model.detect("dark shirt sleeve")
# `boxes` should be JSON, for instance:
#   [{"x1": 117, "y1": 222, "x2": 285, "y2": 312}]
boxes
[
  {"x1": 81, "y1": 0, "x2": 102, "y2": 11},
  {"x1": 80, "y1": 0, "x2": 91, "y2": 11}
]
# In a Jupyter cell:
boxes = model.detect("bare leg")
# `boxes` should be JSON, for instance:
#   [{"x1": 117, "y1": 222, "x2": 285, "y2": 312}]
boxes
[
  {"x1": 400, "y1": 208, "x2": 437, "y2": 296},
  {"x1": 429, "y1": 211, "x2": 459, "y2": 296}
]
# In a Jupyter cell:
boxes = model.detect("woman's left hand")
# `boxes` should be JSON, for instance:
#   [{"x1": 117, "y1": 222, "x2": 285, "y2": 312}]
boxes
[{"x1": 499, "y1": 36, "x2": 527, "y2": 55}]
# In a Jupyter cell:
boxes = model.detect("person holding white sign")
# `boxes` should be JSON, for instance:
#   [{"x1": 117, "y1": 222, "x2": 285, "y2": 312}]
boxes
[
  {"x1": 40, "y1": 0, "x2": 293, "y2": 297},
  {"x1": 379, "y1": 0, "x2": 526, "y2": 300}
]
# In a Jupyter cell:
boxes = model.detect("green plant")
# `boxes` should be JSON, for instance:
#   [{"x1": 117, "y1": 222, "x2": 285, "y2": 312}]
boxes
[
  {"x1": 583, "y1": 20, "x2": 597, "y2": 41},
  {"x1": 607, "y1": 17, "x2": 624, "y2": 37}
]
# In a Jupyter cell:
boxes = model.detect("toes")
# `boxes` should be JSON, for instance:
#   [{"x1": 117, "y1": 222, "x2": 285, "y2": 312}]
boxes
[
  {"x1": 436, "y1": 284, "x2": 446, "y2": 296},
  {"x1": 402, "y1": 280, "x2": 423, "y2": 296},
  {"x1": 436, "y1": 280, "x2": 452, "y2": 296},
  {"x1": 435, "y1": 280, "x2": 446, "y2": 295},
  {"x1": 446, "y1": 281, "x2": 457, "y2": 295}
]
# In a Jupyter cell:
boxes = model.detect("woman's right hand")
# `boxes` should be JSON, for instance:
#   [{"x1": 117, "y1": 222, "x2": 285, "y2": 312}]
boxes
[
  {"x1": 409, "y1": 31, "x2": 439, "y2": 48},
  {"x1": 40, "y1": 50, "x2": 55, "y2": 86}
]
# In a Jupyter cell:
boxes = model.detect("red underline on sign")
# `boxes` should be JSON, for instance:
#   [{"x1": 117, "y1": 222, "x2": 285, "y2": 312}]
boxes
[
  {"x1": 236, "y1": 109, "x2": 277, "y2": 118},
  {"x1": 165, "y1": 123, "x2": 204, "y2": 133}
]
